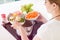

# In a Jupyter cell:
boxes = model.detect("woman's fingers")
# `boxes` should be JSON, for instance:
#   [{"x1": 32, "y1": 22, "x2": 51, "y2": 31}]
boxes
[
  {"x1": 12, "y1": 21, "x2": 22, "y2": 29},
  {"x1": 12, "y1": 21, "x2": 19, "y2": 29}
]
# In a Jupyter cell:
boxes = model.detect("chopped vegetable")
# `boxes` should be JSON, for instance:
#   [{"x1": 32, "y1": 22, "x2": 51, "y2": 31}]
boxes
[
  {"x1": 18, "y1": 18, "x2": 25, "y2": 22},
  {"x1": 21, "y1": 4, "x2": 33, "y2": 13},
  {"x1": 26, "y1": 11, "x2": 39, "y2": 20}
]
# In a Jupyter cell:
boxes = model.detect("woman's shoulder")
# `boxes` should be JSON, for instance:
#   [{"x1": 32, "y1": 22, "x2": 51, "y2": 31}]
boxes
[
  {"x1": 37, "y1": 19, "x2": 60, "y2": 33},
  {"x1": 37, "y1": 19, "x2": 57, "y2": 33}
]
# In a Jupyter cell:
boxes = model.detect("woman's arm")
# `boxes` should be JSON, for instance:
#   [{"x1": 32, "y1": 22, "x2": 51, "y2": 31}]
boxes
[
  {"x1": 13, "y1": 20, "x2": 41, "y2": 40},
  {"x1": 14, "y1": 25, "x2": 41, "y2": 40},
  {"x1": 13, "y1": 21, "x2": 29, "y2": 40},
  {"x1": 36, "y1": 14, "x2": 47, "y2": 23},
  {"x1": 33, "y1": 35, "x2": 40, "y2": 40},
  {"x1": 18, "y1": 26, "x2": 29, "y2": 40},
  {"x1": 13, "y1": 25, "x2": 41, "y2": 40}
]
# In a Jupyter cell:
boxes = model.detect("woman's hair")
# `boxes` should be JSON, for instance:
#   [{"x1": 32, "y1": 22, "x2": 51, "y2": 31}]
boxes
[{"x1": 49, "y1": 0, "x2": 60, "y2": 8}]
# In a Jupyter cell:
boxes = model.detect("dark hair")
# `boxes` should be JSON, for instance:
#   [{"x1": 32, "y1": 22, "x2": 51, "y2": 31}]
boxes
[{"x1": 49, "y1": 0, "x2": 60, "y2": 8}]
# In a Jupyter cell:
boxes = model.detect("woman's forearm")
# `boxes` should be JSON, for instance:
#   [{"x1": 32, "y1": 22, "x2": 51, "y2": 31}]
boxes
[
  {"x1": 13, "y1": 21, "x2": 29, "y2": 40},
  {"x1": 18, "y1": 27, "x2": 29, "y2": 40}
]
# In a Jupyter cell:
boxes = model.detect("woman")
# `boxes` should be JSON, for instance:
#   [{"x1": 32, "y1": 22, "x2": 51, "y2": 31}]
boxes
[{"x1": 13, "y1": 0, "x2": 60, "y2": 40}]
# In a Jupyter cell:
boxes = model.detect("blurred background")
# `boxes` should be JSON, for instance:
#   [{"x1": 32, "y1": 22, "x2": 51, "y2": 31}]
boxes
[
  {"x1": 0, "y1": 0, "x2": 52, "y2": 23},
  {"x1": 0, "y1": 0, "x2": 20, "y2": 4},
  {"x1": 0, "y1": 0, "x2": 52, "y2": 40}
]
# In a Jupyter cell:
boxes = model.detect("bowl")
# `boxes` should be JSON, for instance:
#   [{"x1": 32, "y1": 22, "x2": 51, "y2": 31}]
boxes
[{"x1": 25, "y1": 11, "x2": 39, "y2": 20}]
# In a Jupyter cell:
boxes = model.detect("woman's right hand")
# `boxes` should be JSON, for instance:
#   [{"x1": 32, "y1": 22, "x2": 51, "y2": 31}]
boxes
[{"x1": 12, "y1": 21, "x2": 21, "y2": 29}]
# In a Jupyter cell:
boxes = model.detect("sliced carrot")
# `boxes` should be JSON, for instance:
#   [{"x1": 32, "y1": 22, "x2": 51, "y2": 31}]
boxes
[{"x1": 26, "y1": 11, "x2": 39, "y2": 19}]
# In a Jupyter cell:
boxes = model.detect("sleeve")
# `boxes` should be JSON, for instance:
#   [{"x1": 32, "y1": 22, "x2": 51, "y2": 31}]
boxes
[{"x1": 36, "y1": 24, "x2": 52, "y2": 40}]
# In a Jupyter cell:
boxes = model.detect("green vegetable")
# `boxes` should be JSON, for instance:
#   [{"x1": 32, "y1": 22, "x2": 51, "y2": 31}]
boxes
[
  {"x1": 21, "y1": 4, "x2": 33, "y2": 13},
  {"x1": 18, "y1": 18, "x2": 25, "y2": 22}
]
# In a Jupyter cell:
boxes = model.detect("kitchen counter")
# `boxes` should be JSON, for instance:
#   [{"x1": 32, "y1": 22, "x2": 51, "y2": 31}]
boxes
[{"x1": 0, "y1": 25, "x2": 16, "y2": 40}]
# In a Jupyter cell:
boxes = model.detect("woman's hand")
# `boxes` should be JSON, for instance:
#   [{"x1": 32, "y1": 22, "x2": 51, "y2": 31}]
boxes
[
  {"x1": 12, "y1": 21, "x2": 29, "y2": 40},
  {"x1": 36, "y1": 13, "x2": 47, "y2": 23},
  {"x1": 12, "y1": 21, "x2": 22, "y2": 30}
]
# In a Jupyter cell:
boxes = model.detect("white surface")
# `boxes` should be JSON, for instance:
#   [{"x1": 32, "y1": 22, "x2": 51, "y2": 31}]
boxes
[{"x1": 0, "y1": 25, "x2": 16, "y2": 40}]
